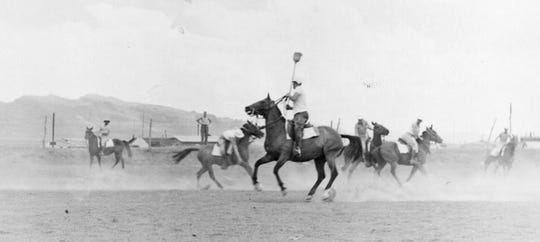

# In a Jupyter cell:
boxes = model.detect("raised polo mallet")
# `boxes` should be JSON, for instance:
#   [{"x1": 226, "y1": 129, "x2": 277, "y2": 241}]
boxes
[
  {"x1": 290, "y1": 52, "x2": 303, "y2": 90},
  {"x1": 285, "y1": 52, "x2": 303, "y2": 112}
]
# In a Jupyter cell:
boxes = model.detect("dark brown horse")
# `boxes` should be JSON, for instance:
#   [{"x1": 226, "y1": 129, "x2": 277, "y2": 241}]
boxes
[
  {"x1": 341, "y1": 122, "x2": 389, "y2": 179},
  {"x1": 371, "y1": 126, "x2": 443, "y2": 185},
  {"x1": 484, "y1": 136, "x2": 518, "y2": 174},
  {"x1": 172, "y1": 122, "x2": 264, "y2": 189},
  {"x1": 84, "y1": 127, "x2": 135, "y2": 169},
  {"x1": 245, "y1": 95, "x2": 360, "y2": 201}
]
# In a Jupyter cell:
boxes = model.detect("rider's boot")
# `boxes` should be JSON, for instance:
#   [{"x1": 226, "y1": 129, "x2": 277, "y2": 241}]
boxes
[{"x1": 291, "y1": 141, "x2": 302, "y2": 157}]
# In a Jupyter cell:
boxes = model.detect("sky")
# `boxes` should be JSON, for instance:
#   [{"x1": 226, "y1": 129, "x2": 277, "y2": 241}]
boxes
[{"x1": 0, "y1": 0, "x2": 539, "y2": 143}]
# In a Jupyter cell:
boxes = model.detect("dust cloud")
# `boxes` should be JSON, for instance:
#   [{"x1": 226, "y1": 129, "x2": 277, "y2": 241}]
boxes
[{"x1": 1, "y1": 144, "x2": 540, "y2": 202}]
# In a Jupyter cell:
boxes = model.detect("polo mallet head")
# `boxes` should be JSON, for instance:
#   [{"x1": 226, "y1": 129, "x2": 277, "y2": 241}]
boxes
[{"x1": 293, "y1": 52, "x2": 302, "y2": 63}]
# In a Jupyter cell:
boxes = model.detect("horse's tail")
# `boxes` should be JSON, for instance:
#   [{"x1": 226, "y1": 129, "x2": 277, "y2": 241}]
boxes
[
  {"x1": 339, "y1": 135, "x2": 363, "y2": 160},
  {"x1": 123, "y1": 137, "x2": 136, "y2": 158},
  {"x1": 173, "y1": 148, "x2": 199, "y2": 164}
]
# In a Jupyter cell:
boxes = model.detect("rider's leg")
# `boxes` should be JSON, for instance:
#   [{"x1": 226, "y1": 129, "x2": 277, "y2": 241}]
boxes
[
  {"x1": 217, "y1": 137, "x2": 229, "y2": 169},
  {"x1": 411, "y1": 140, "x2": 420, "y2": 164},
  {"x1": 293, "y1": 112, "x2": 308, "y2": 156},
  {"x1": 230, "y1": 140, "x2": 245, "y2": 166},
  {"x1": 99, "y1": 137, "x2": 104, "y2": 155},
  {"x1": 287, "y1": 119, "x2": 298, "y2": 155}
]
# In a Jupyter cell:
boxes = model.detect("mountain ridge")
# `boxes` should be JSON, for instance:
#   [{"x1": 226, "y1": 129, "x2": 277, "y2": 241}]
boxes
[{"x1": 0, "y1": 94, "x2": 244, "y2": 141}]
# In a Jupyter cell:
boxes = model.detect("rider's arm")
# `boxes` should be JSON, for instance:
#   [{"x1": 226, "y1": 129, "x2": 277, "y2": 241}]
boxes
[
  {"x1": 366, "y1": 121, "x2": 373, "y2": 130},
  {"x1": 288, "y1": 91, "x2": 301, "y2": 101}
]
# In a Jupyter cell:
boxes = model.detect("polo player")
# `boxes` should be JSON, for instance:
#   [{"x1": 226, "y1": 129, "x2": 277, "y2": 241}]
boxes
[
  {"x1": 217, "y1": 128, "x2": 246, "y2": 169},
  {"x1": 490, "y1": 128, "x2": 511, "y2": 156},
  {"x1": 355, "y1": 117, "x2": 372, "y2": 158},
  {"x1": 285, "y1": 77, "x2": 309, "y2": 157},
  {"x1": 98, "y1": 120, "x2": 111, "y2": 154},
  {"x1": 400, "y1": 118, "x2": 422, "y2": 165}
]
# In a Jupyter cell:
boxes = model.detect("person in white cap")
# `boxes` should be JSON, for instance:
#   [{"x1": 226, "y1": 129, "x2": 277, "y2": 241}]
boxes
[
  {"x1": 355, "y1": 117, "x2": 373, "y2": 156},
  {"x1": 285, "y1": 76, "x2": 308, "y2": 157},
  {"x1": 400, "y1": 118, "x2": 422, "y2": 165},
  {"x1": 98, "y1": 120, "x2": 111, "y2": 154},
  {"x1": 217, "y1": 128, "x2": 246, "y2": 169}
]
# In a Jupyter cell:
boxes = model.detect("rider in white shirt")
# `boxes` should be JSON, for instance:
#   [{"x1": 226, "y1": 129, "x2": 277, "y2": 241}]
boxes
[{"x1": 400, "y1": 118, "x2": 422, "y2": 165}]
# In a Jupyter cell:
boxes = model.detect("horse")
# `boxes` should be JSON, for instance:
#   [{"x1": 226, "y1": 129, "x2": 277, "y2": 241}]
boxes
[
  {"x1": 172, "y1": 121, "x2": 265, "y2": 189},
  {"x1": 84, "y1": 127, "x2": 135, "y2": 169},
  {"x1": 244, "y1": 94, "x2": 361, "y2": 201},
  {"x1": 341, "y1": 122, "x2": 390, "y2": 179},
  {"x1": 370, "y1": 126, "x2": 443, "y2": 186},
  {"x1": 484, "y1": 136, "x2": 518, "y2": 174}
]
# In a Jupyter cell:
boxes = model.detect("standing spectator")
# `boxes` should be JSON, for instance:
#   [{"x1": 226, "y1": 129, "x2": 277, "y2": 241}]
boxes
[{"x1": 197, "y1": 111, "x2": 212, "y2": 144}]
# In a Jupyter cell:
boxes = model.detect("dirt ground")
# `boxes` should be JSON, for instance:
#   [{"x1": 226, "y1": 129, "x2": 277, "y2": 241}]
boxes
[
  {"x1": 2, "y1": 190, "x2": 540, "y2": 241},
  {"x1": 1, "y1": 143, "x2": 540, "y2": 241}
]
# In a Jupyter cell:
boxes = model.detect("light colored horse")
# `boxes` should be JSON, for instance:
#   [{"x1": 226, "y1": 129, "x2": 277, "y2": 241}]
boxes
[{"x1": 172, "y1": 122, "x2": 264, "y2": 189}]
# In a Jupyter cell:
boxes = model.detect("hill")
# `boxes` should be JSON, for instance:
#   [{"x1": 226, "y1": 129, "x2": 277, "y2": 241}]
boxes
[{"x1": 0, "y1": 94, "x2": 243, "y2": 142}]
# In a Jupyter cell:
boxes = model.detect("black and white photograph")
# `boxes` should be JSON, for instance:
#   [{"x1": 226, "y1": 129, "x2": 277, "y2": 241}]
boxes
[{"x1": 1, "y1": 0, "x2": 540, "y2": 241}]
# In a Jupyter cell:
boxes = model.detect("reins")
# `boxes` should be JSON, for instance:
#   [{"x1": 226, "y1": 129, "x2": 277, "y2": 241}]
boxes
[{"x1": 254, "y1": 96, "x2": 288, "y2": 130}]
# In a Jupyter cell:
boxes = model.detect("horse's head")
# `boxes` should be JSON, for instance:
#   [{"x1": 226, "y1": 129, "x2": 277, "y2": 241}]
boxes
[
  {"x1": 84, "y1": 127, "x2": 94, "y2": 140},
  {"x1": 422, "y1": 125, "x2": 443, "y2": 144},
  {"x1": 245, "y1": 94, "x2": 275, "y2": 118},
  {"x1": 241, "y1": 121, "x2": 265, "y2": 139},
  {"x1": 371, "y1": 122, "x2": 389, "y2": 136}
]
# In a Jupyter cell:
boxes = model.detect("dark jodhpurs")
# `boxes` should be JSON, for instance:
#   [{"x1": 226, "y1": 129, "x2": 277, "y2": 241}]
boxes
[{"x1": 287, "y1": 111, "x2": 309, "y2": 149}]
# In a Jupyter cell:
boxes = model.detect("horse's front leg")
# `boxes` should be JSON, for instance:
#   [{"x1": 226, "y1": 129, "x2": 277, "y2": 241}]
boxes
[
  {"x1": 406, "y1": 165, "x2": 419, "y2": 182},
  {"x1": 273, "y1": 156, "x2": 290, "y2": 196},
  {"x1": 252, "y1": 154, "x2": 275, "y2": 191},
  {"x1": 238, "y1": 161, "x2": 254, "y2": 180}
]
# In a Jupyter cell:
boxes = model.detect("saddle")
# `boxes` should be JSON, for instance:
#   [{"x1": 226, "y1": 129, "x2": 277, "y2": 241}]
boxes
[
  {"x1": 285, "y1": 121, "x2": 318, "y2": 140},
  {"x1": 397, "y1": 138, "x2": 411, "y2": 154}
]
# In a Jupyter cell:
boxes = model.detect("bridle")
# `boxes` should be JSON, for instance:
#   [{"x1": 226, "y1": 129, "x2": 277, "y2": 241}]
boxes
[{"x1": 250, "y1": 95, "x2": 288, "y2": 130}]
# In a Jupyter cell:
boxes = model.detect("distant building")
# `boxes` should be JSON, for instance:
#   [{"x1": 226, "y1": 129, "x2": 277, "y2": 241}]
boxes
[
  {"x1": 141, "y1": 135, "x2": 218, "y2": 147},
  {"x1": 53, "y1": 138, "x2": 87, "y2": 148},
  {"x1": 143, "y1": 137, "x2": 182, "y2": 147},
  {"x1": 130, "y1": 138, "x2": 149, "y2": 148},
  {"x1": 174, "y1": 135, "x2": 218, "y2": 145}
]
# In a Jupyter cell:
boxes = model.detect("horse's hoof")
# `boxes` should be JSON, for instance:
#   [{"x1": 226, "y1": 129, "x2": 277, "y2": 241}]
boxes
[
  {"x1": 321, "y1": 188, "x2": 336, "y2": 202},
  {"x1": 281, "y1": 189, "x2": 287, "y2": 196},
  {"x1": 200, "y1": 185, "x2": 211, "y2": 190},
  {"x1": 305, "y1": 195, "x2": 313, "y2": 201},
  {"x1": 254, "y1": 183, "x2": 263, "y2": 191}
]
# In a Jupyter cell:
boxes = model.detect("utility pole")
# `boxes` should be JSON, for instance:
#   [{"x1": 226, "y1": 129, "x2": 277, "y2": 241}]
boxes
[
  {"x1": 148, "y1": 118, "x2": 153, "y2": 150},
  {"x1": 336, "y1": 118, "x2": 341, "y2": 132},
  {"x1": 50, "y1": 112, "x2": 56, "y2": 148},
  {"x1": 42, "y1": 116, "x2": 48, "y2": 148},
  {"x1": 141, "y1": 113, "x2": 145, "y2": 138}
]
